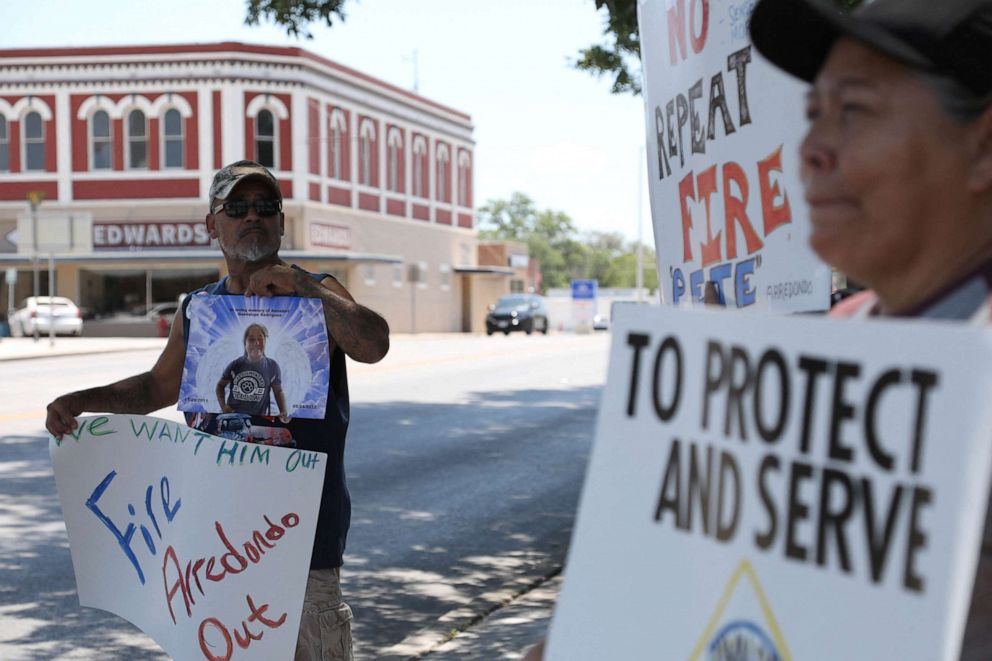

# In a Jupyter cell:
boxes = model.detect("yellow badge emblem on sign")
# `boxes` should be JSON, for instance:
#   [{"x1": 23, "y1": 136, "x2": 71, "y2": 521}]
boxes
[{"x1": 689, "y1": 559, "x2": 792, "y2": 661}]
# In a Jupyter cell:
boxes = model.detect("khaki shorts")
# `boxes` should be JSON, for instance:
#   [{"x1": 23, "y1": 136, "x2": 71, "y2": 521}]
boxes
[{"x1": 295, "y1": 567, "x2": 354, "y2": 661}]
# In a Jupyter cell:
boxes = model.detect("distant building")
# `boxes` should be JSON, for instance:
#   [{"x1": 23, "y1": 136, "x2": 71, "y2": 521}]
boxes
[
  {"x1": 478, "y1": 240, "x2": 540, "y2": 294},
  {"x1": 0, "y1": 42, "x2": 509, "y2": 332}
]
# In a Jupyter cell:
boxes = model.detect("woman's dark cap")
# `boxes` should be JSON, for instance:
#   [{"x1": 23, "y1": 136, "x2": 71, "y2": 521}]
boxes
[{"x1": 749, "y1": 0, "x2": 992, "y2": 96}]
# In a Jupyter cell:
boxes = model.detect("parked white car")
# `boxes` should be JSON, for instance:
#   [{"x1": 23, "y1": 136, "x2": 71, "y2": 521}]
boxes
[{"x1": 12, "y1": 296, "x2": 84, "y2": 337}]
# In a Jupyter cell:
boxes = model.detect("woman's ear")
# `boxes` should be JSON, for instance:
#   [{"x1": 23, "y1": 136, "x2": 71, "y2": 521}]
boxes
[{"x1": 967, "y1": 105, "x2": 992, "y2": 193}]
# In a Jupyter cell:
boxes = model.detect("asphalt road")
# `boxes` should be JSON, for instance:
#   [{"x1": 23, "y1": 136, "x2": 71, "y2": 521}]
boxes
[{"x1": 0, "y1": 332, "x2": 610, "y2": 660}]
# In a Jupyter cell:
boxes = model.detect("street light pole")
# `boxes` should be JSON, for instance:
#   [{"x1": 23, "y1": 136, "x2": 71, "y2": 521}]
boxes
[
  {"x1": 636, "y1": 145, "x2": 645, "y2": 303},
  {"x1": 26, "y1": 191, "x2": 45, "y2": 341}
]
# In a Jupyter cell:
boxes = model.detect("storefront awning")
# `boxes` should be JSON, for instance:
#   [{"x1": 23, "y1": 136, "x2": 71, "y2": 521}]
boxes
[
  {"x1": 454, "y1": 265, "x2": 514, "y2": 276},
  {"x1": 0, "y1": 250, "x2": 402, "y2": 266}
]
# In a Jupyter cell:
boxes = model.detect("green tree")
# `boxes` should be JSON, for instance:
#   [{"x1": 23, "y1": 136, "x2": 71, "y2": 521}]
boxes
[
  {"x1": 602, "y1": 245, "x2": 658, "y2": 290},
  {"x1": 477, "y1": 194, "x2": 659, "y2": 293},
  {"x1": 575, "y1": 0, "x2": 641, "y2": 95},
  {"x1": 576, "y1": 0, "x2": 864, "y2": 97},
  {"x1": 477, "y1": 193, "x2": 539, "y2": 241},
  {"x1": 585, "y1": 231, "x2": 627, "y2": 284},
  {"x1": 244, "y1": 0, "x2": 348, "y2": 37}
]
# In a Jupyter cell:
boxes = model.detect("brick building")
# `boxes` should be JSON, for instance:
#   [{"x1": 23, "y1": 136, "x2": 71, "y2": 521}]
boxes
[{"x1": 0, "y1": 42, "x2": 511, "y2": 333}]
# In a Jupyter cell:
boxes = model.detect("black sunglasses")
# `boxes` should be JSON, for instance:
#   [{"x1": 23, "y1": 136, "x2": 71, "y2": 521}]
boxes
[{"x1": 213, "y1": 199, "x2": 282, "y2": 218}]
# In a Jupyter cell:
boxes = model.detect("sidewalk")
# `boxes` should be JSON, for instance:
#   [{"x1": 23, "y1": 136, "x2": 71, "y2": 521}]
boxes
[
  {"x1": 0, "y1": 336, "x2": 168, "y2": 362},
  {"x1": 423, "y1": 575, "x2": 560, "y2": 660}
]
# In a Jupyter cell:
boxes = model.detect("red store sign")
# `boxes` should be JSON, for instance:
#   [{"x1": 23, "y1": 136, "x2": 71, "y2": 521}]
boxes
[{"x1": 93, "y1": 222, "x2": 211, "y2": 250}]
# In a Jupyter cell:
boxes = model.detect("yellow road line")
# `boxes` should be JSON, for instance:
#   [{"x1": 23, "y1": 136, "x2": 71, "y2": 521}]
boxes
[{"x1": 0, "y1": 410, "x2": 45, "y2": 423}]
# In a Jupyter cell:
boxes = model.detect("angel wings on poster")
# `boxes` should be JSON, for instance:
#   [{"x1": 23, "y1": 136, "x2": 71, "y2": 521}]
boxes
[{"x1": 179, "y1": 295, "x2": 330, "y2": 420}]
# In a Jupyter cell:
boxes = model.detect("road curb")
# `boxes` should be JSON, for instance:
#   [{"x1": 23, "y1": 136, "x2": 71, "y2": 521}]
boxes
[
  {"x1": 373, "y1": 563, "x2": 562, "y2": 660},
  {"x1": 0, "y1": 339, "x2": 168, "y2": 362}
]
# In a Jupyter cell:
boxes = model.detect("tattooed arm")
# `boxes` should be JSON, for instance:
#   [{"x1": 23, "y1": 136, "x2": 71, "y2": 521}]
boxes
[
  {"x1": 46, "y1": 308, "x2": 187, "y2": 439},
  {"x1": 244, "y1": 263, "x2": 390, "y2": 364}
]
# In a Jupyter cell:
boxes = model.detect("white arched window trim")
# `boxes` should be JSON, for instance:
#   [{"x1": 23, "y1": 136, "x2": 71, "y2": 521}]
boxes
[
  {"x1": 458, "y1": 150, "x2": 471, "y2": 207},
  {"x1": 89, "y1": 109, "x2": 113, "y2": 171},
  {"x1": 329, "y1": 109, "x2": 347, "y2": 180},
  {"x1": 387, "y1": 127, "x2": 402, "y2": 193},
  {"x1": 254, "y1": 109, "x2": 278, "y2": 169},
  {"x1": 150, "y1": 94, "x2": 193, "y2": 118},
  {"x1": 412, "y1": 135, "x2": 427, "y2": 199},
  {"x1": 113, "y1": 95, "x2": 154, "y2": 120},
  {"x1": 436, "y1": 143, "x2": 450, "y2": 203},
  {"x1": 160, "y1": 108, "x2": 185, "y2": 169},
  {"x1": 359, "y1": 118, "x2": 376, "y2": 187},
  {"x1": 246, "y1": 96, "x2": 288, "y2": 170},
  {"x1": 12, "y1": 97, "x2": 53, "y2": 122},
  {"x1": 0, "y1": 115, "x2": 8, "y2": 172},
  {"x1": 75, "y1": 96, "x2": 116, "y2": 120},
  {"x1": 21, "y1": 108, "x2": 48, "y2": 172},
  {"x1": 245, "y1": 95, "x2": 289, "y2": 120},
  {"x1": 124, "y1": 108, "x2": 149, "y2": 170},
  {"x1": 76, "y1": 97, "x2": 117, "y2": 171},
  {"x1": 116, "y1": 96, "x2": 154, "y2": 170}
]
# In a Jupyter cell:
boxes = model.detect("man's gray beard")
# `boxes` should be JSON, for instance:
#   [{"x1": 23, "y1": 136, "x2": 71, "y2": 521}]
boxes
[{"x1": 221, "y1": 235, "x2": 280, "y2": 262}]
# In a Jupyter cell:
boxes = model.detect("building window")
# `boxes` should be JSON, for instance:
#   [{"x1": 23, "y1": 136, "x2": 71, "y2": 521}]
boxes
[
  {"x1": 359, "y1": 119, "x2": 375, "y2": 187},
  {"x1": 440, "y1": 264, "x2": 451, "y2": 291},
  {"x1": 392, "y1": 263, "x2": 404, "y2": 288},
  {"x1": 436, "y1": 144, "x2": 449, "y2": 203},
  {"x1": 330, "y1": 110, "x2": 346, "y2": 180},
  {"x1": 127, "y1": 109, "x2": 148, "y2": 169},
  {"x1": 387, "y1": 128, "x2": 402, "y2": 193},
  {"x1": 90, "y1": 110, "x2": 112, "y2": 170},
  {"x1": 163, "y1": 108, "x2": 184, "y2": 169},
  {"x1": 0, "y1": 117, "x2": 8, "y2": 172},
  {"x1": 413, "y1": 136, "x2": 427, "y2": 198},
  {"x1": 363, "y1": 263, "x2": 376, "y2": 286},
  {"x1": 458, "y1": 152, "x2": 471, "y2": 207},
  {"x1": 256, "y1": 109, "x2": 276, "y2": 168},
  {"x1": 23, "y1": 111, "x2": 45, "y2": 171}
]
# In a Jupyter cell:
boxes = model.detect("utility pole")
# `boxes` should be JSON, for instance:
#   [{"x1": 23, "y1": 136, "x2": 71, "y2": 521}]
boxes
[
  {"x1": 404, "y1": 49, "x2": 420, "y2": 93},
  {"x1": 26, "y1": 191, "x2": 45, "y2": 341},
  {"x1": 636, "y1": 146, "x2": 645, "y2": 303}
]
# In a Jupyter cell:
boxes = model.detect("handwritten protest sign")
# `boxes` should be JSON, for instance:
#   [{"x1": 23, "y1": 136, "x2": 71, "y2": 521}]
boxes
[
  {"x1": 547, "y1": 305, "x2": 992, "y2": 660},
  {"x1": 50, "y1": 414, "x2": 326, "y2": 660},
  {"x1": 180, "y1": 295, "x2": 330, "y2": 419},
  {"x1": 638, "y1": 0, "x2": 831, "y2": 310}
]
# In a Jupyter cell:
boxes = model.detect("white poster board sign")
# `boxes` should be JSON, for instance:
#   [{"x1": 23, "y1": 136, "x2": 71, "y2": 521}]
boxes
[
  {"x1": 548, "y1": 306, "x2": 992, "y2": 660},
  {"x1": 637, "y1": 0, "x2": 831, "y2": 311},
  {"x1": 50, "y1": 414, "x2": 326, "y2": 660}
]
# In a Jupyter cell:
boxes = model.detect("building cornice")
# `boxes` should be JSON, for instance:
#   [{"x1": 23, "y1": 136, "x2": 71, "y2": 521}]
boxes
[{"x1": 0, "y1": 42, "x2": 472, "y2": 129}]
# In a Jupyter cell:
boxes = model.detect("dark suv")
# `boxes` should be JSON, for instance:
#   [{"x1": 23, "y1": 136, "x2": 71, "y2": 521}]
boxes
[{"x1": 485, "y1": 294, "x2": 549, "y2": 335}]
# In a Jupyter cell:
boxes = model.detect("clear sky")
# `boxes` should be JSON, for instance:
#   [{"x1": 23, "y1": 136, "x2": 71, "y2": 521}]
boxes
[{"x1": 5, "y1": 0, "x2": 650, "y2": 243}]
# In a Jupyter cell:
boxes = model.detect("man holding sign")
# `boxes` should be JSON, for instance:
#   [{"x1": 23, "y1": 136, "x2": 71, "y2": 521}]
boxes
[
  {"x1": 748, "y1": 0, "x2": 992, "y2": 654},
  {"x1": 46, "y1": 160, "x2": 390, "y2": 659}
]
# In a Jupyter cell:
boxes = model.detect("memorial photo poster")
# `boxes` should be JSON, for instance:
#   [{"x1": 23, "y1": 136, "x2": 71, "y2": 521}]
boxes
[
  {"x1": 638, "y1": 0, "x2": 831, "y2": 311},
  {"x1": 547, "y1": 305, "x2": 992, "y2": 660},
  {"x1": 49, "y1": 414, "x2": 326, "y2": 660},
  {"x1": 180, "y1": 295, "x2": 330, "y2": 420}
]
